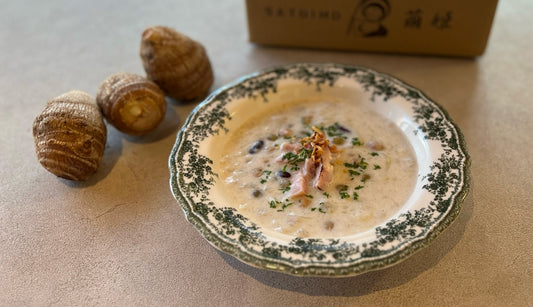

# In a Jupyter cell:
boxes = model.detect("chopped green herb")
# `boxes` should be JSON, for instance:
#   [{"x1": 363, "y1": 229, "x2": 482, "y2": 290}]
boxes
[
  {"x1": 323, "y1": 192, "x2": 331, "y2": 198},
  {"x1": 280, "y1": 186, "x2": 290, "y2": 193},
  {"x1": 281, "y1": 147, "x2": 312, "y2": 171},
  {"x1": 269, "y1": 198, "x2": 293, "y2": 211},
  {"x1": 322, "y1": 123, "x2": 349, "y2": 139},
  {"x1": 370, "y1": 152, "x2": 379, "y2": 156},
  {"x1": 353, "y1": 191, "x2": 359, "y2": 200},
  {"x1": 344, "y1": 156, "x2": 369, "y2": 180},
  {"x1": 278, "y1": 199, "x2": 293, "y2": 212},
  {"x1": 260, "y1": 170, "x2": 272, "y2": 184},
  {"x1": 354, "y1": 185, "x2": 364, "y2": 190},
  {"x1": 305, "y1": 194, "x2": 314, "y2": 199},
  {"x1": 344, "y1": 162, "x2": 357, "y2": 169},
  {"x1": 358, "y1": 156, "x2": 368, "y2": 170},
  {"x1": 312, "y1": 202, "x2": 327, "y2": 213},
  {"x1": 344, "y1": 157, "x2": 368, "y2": 170},
  {"x1": 361, "y1": 173, "x2": 371, "y2": 183},
  {"x1": 337, "y1": 184, "x2": 350, "y2": 199},
  {"x1": 373, "y1": 164, "x2": 381, "y2": 170},
  {"x1": 348, "y1": 169, "x2": 361, "y2": 177},
  {"x1": 351, "y1": 137, "x2": 363, "y2": 146}
]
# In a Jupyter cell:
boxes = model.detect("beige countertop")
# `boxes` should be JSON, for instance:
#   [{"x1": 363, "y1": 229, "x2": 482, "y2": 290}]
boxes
[{"x1": 1, "y1": 0, "x2": 531, "y2": 306}]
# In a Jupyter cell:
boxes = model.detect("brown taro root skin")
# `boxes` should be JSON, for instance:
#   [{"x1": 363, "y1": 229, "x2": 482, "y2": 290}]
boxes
[
  {"x1": 97, "y1": 72, "x2": 166, "y2": 136},
  {"x1": 33, "y1": 90, "x2": 107, "y2": 181},
  {"x1": 140, "y1": 26, "x2": 214, "y2": 102}
]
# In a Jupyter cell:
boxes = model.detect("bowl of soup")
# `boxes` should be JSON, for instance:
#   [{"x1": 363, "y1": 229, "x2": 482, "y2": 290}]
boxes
[{"x1": 169, "y1": 63, "x2": 470, "y2": 277}]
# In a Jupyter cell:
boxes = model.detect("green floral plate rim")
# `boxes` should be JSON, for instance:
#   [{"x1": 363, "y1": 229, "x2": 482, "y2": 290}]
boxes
[{"x1": 169, "y1": 63, "x2": 470, "y2": 277}]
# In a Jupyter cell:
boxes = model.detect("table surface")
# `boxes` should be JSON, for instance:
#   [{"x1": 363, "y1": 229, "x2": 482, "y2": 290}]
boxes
[{"x1": 1, "y1": 0, "x2": 532, "y2": 306}]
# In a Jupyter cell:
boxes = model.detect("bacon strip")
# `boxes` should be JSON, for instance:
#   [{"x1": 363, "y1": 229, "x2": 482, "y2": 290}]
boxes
[
  {"x1": 313, "y1": 145, "x2": 333, "y2": 190},
  {"x1": 287, "y1": 127, "x2": 336, "y2": 198}
]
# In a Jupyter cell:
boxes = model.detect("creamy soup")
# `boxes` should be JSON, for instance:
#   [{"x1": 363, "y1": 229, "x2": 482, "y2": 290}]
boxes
[{"x1": 218, "y1": 99, "x2": 417, "y2": 238}]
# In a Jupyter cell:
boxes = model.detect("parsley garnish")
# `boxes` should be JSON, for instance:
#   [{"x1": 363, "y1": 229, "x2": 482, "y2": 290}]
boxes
[
  {"x1": 269, "y1": 198, "x2": 293, "y2": 212},
  {"x1": 281, "y1": 147, "x2": 312, "y2": 171},
  {"x1": 344, "y1": 156, "x2": 368, "y2": 180},
  {"x1": 337, "y1": 185, "x2": 350, "y2": 199},
  {"x1": 312, "y1": 201, "x2": 327, "y2": 213},
  {"x1": 351, "y1": 137, "x2": 363, "y2": 146},
  {"x1": 337, "y1": 185, "x2": 362, "y2": 200},
  {"x1": 348, "y1": 169, "x2": 361, "y2": 177},
  {"x1": 322, "y1": 123, "x2": 350, "y2": 139},
  {"x1": 260, "y1": 170, "x2": 272, "y2": 184},
  {"x1": 278, "y1": 199, "x2": 293, "y2": 211}
]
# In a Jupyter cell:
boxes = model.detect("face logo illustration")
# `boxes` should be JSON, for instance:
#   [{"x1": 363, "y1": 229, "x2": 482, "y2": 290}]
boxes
[{"x1": 347, "y1": 0, "x2": 391, "y2": 37}]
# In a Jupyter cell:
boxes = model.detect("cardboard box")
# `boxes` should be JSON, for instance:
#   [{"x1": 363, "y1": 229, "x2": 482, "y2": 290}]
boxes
[{"x1": 245, "y1": 0, "x2": 499, "y2": 57}]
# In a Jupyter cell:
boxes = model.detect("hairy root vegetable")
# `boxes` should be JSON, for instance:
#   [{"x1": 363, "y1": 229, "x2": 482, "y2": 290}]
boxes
[
  {"x1": 140, "y1": 25, "x2": 214, "y2": 102},
  {"x1": 97, "y1": 72, "x2": 166, "y2": 136},
  {"x1": 32, "y1": 90, "x2": 107, "y2": 181}
]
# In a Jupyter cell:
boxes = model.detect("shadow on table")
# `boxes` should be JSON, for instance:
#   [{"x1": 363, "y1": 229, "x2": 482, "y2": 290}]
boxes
[{"x1": 220, "y1": 184, "x2": 474, "y2": 297}]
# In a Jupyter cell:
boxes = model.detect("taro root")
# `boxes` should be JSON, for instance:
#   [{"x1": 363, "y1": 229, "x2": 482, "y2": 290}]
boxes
[
  {"x1": 366, "y1": 140, "x2": 385, "y2": 151},
  {"x1": 97, "y1": 72, "x2": 166, "y2": 136},
  {"x1": 324, "y1": 221, "x2": 335, "y2": 230},
  {"x1": 32, "y1": 90, "x2": 107, "y2": 181},
  {"x1": 140, "y1": 25, "x2": 214, "y2": 102}
]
